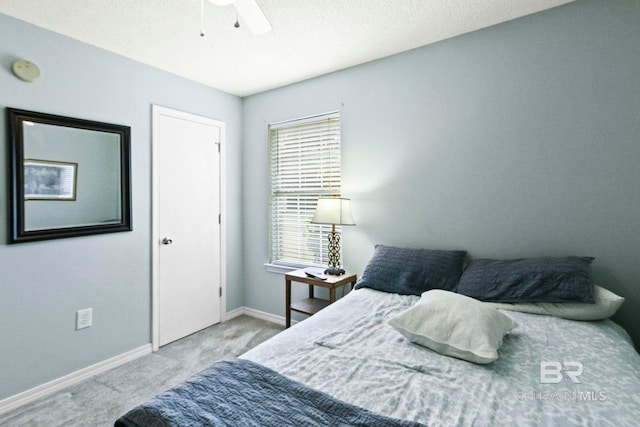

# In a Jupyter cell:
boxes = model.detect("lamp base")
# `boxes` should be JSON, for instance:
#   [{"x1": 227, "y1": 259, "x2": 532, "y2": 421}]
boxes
[
  {"x1": 324, "y1": 267, "x2": 345, "y2": 276},
  {"x1": 327, "y1": 230, "x2": 341, "y2": 270}
]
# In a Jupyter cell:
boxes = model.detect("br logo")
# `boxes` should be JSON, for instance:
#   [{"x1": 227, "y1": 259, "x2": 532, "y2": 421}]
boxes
[{"x1": 540, "y1": 361, "x2": 584, "y2": 384}]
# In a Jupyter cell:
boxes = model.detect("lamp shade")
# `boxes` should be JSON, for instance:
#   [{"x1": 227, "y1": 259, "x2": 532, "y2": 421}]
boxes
[{"x1": 311, "y1": 197, "x2": 355, "y2": 226}]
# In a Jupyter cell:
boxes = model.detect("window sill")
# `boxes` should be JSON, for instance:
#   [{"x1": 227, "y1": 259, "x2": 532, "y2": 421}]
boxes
[{"x1": 264, "y1": 262, "x2": 325, "y2": 275}]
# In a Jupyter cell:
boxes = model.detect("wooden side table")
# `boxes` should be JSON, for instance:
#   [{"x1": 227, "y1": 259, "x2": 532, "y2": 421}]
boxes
[{"x1": 285, "y1": 269, "x2": 357, "y2": 328}]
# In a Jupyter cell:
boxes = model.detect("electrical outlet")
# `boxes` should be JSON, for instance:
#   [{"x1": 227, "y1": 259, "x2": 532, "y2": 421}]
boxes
[{"x1": 76, "y1": 308, "x2": 93, "y2": 330}]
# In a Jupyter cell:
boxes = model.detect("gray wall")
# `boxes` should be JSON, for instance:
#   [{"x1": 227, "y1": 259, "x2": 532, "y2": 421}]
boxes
[
  {"x1": 242, "y1": 0, "x2": 640, "y2": 349},
  {"x1": 0, "y1": 14, "x2": 243, "y2": 399}
]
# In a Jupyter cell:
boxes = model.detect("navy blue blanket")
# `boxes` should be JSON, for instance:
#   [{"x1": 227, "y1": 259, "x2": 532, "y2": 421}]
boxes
[{"x1": 115, "y1": 358, "x2": 426, "y2": 427}]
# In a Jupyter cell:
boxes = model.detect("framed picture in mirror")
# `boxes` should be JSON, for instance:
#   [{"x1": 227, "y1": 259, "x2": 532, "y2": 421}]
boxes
[{"x1": 23, "y1": 159, "x2": 78, "y2": 201}]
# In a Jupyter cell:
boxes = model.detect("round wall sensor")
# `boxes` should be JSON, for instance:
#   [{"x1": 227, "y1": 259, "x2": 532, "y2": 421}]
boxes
[{"x1": 12, "y1": 59, "x2": 41, "y2": 82}]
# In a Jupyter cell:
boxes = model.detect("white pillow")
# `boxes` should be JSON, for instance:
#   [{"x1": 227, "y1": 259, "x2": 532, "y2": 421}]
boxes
[
  {"x1": 388, "y1": 289, "x2": 517, "y2": 364},
  {"x1": 485, "y1": 285, "x2": 624, "y2": 321}
]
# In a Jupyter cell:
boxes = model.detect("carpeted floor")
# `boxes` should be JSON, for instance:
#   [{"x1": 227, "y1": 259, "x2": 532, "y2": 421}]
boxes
[{"x1": 0, "y1": 315, "x2": 283, "y2": 427}]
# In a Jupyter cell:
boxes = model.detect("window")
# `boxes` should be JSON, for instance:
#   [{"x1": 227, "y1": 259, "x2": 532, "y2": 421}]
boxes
[{"x1": 269, "y1": 112, "x2": 341, "y2": 268}]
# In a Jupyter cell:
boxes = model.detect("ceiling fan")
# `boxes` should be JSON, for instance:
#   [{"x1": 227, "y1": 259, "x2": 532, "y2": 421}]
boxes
[{"x1": 207, "y1": 0, "x2": 272, "y2": 35}]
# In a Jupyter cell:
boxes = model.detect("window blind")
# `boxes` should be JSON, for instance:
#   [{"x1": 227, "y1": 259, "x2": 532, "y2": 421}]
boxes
[{"x1": 269, "y1": 113, "x2": 341, "y2": 267}]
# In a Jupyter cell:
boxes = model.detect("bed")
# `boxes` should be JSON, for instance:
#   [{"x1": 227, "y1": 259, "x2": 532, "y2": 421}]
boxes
[{"x1": 116, "y1": 246, "x2": 640, "y2": 426}]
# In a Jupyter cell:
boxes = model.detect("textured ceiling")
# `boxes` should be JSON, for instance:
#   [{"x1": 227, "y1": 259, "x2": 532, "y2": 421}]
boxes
[{"x1": 0, "y1": 0, "x2": 575, "y2": 97}]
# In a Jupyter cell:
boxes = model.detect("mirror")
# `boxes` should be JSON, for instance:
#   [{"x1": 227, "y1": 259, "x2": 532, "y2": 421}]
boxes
[{"x1": 8, "y1": 108, "x2": 132, "y2": 243}]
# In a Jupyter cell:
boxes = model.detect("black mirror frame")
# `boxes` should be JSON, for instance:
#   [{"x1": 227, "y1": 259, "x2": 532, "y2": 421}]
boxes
[{"x1": 7, "y1": 108, "x2": 132, "y2": 243}]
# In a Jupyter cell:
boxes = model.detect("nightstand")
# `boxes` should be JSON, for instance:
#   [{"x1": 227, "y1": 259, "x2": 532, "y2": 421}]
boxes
[{"x1": 285, "y1": 269, "x2": 357, "y2": 328}]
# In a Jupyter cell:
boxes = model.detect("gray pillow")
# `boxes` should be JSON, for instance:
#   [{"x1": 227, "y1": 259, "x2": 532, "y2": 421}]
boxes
[
  {"x1": 456, "y1": 256, "x2": 595, "y2": 303},
  {"x1": 354, "y1": 245, "x2": 467, "y2": 296}
]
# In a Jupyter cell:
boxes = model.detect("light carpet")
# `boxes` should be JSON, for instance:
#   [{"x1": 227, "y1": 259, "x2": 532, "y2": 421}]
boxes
[{"x1": 0, "y1": 315, "x2": 283, "y2": 427}]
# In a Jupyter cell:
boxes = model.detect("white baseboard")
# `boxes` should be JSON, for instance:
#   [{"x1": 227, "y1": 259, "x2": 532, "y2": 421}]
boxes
[
  {"x1": 226, "y1": 307, "x2": 286, "y2": 326},
  {"x1": 224, "y1": 306, "x2": 245, "y2": 321},
  {"x1": 1, "y1": 310, "x2": 283, "y2": 415},
  {"x1": 0, "y1": 344, "x2": 152, "y2": 415}
]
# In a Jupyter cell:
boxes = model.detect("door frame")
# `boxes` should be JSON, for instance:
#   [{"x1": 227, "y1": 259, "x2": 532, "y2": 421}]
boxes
[{"x1": 151, "y1": 105, "x2": 227, "y2": 351}]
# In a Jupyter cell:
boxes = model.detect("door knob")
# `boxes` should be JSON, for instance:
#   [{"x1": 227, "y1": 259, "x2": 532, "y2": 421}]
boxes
[{"x1": 161, "y1": 237, "x2": 173, "y2": 245}]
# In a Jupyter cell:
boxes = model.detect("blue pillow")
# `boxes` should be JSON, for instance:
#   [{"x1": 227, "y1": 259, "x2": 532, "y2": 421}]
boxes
[
  {"x1": 354, "y1": 245, "x2": 467, "y2": 296},
  {"x1": 456, "y1": 256, "x2": 595, "y2": 303}
]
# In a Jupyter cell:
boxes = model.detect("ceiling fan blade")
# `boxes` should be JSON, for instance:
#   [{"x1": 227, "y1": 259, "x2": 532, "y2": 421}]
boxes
[{"x1": 234, "y1": 0, "x2": 272, "y2": 35}]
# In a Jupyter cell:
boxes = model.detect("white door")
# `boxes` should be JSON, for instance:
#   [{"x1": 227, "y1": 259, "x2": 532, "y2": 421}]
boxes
[{"x1": 152, "y1": 106, "x2": 224, "y2": 348}]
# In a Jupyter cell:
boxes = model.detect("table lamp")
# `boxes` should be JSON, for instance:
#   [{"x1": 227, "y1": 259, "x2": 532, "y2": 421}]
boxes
[{"x1": 311, "y1": 197, "x2": 355, "y2": 275}]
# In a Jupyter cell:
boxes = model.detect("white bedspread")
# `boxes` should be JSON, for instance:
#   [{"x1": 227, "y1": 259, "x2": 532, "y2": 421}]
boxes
[{"x1": 242, "y1": 288, "x2": 640, "y2": 427}]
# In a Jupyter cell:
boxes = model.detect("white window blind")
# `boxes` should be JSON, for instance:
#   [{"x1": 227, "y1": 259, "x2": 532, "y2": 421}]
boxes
[{"x1": 269, "y1": 112, "x2": 341, "y2": 267}]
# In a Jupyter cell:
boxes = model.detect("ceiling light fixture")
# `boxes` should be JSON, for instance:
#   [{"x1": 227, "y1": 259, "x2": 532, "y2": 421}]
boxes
[{"x1": 204, "y1": 0, "x2": 272, "y2": 35}]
